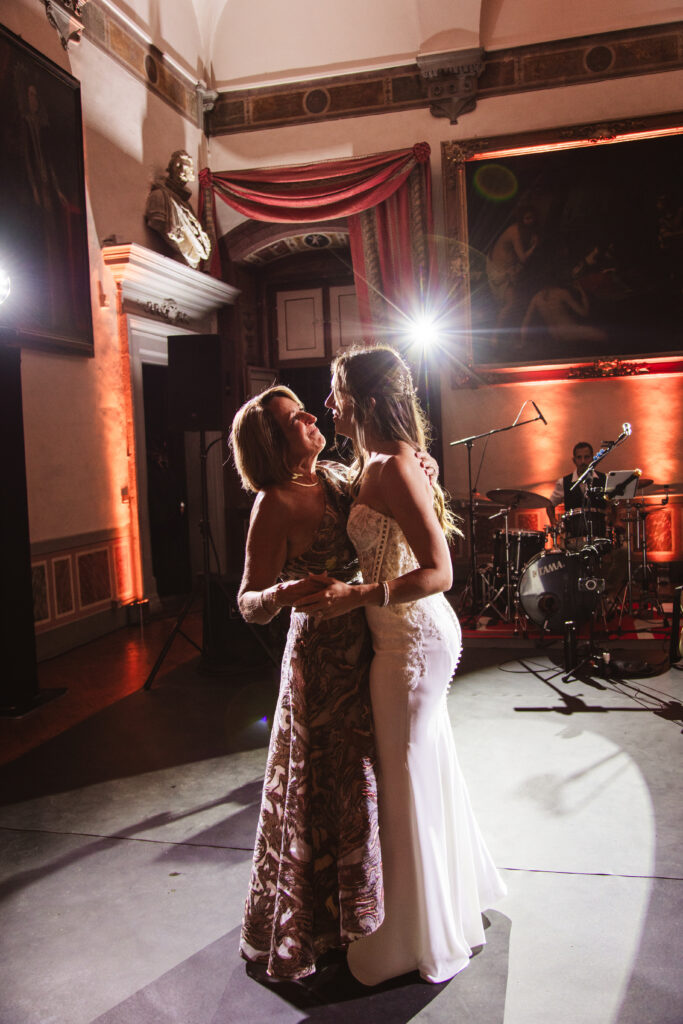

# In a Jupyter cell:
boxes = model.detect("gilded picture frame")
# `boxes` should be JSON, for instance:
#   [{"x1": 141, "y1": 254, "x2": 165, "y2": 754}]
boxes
[
  {"x1": 442, "y1": 117, "x2": 683, "y2": 381},
  {"x1": 0, "y1": 25, "x2": 94, "y2": 356}
]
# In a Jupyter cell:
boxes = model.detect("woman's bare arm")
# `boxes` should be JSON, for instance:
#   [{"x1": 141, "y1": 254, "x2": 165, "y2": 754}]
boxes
[
  {"x1": 238, "y1": 491, "x2": 289, "y2": 623},
  {"x1": 239, "y1": 491, "x2": 328, "y2": 623},
  {"x1": 295, "y1": 453, "x2": 452, "y2": 619}
]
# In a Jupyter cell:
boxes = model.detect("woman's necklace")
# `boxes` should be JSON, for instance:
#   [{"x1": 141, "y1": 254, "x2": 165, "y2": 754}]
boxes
[{"x1": 290, "y1": 472, "x2": 319, "y2": 488}]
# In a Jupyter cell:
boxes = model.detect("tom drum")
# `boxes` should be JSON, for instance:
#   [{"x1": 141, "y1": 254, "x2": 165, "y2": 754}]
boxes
[
  {"x1": 493, "y1": 529, "x2": 546, "y2": 578},
  {"x1": 560, "y1": 508, "x2": 609, "y2": 549}
]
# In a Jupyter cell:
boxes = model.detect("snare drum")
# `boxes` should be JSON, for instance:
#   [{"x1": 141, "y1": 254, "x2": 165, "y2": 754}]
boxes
[
  {"x1": 560, "y1": 508, "x2": 611, "y2": 550},
  {"x1": 493, "y1": 529, "x2": 546, "y2": 578}
]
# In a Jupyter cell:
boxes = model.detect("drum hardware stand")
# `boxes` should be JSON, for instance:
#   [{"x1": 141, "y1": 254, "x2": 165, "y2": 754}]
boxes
[
  {"x1": 476, "y1": 506, "x2": 513, "y2": 626},
  {"x1": 616, "y1": 500, "x2": 669, "y2": 629},
  {"x1": 450, "y1": 403, "x2": 546, "y2": 620},
  {"x1": 474, "y1": 506, "x2": 529, "y2": 633},
  {"x1": 613, "y1": 501, "x2": 637, "y2": 621}
]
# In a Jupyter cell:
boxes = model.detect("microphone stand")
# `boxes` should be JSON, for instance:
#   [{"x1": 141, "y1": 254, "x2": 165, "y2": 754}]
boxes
[
  {"x1": 571, "y1": 424, "x2": 632, "y2": 495},
  {"x1": 450, "y1": 410, "x2": 544, "y2": 618}
]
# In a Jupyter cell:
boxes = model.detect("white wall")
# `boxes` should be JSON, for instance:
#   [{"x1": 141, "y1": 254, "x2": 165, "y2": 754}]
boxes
[{"x1": 206, "y1": 0, "x2": 683, "y2": 87}]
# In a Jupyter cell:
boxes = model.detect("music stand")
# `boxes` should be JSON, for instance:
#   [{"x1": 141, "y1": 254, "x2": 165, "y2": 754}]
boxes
[{"x1": 604, "y1": 470, "x2": 640, "y2": 501}]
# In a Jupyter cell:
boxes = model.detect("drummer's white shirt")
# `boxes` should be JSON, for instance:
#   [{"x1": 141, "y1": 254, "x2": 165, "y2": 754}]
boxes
[{"x1": 549, "y1": 470, "x2": 600, "y2": 508}]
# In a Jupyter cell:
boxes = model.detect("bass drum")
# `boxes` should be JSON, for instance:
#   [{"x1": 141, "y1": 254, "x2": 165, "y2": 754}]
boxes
[{"x1": 518, "y1": 548, "x2": 602, "y2": 632}]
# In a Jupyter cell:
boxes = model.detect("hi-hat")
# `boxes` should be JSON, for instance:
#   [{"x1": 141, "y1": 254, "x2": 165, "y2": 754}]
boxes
[{"x1": 486, "y1": 488, "x2": 552, "y2": 509}]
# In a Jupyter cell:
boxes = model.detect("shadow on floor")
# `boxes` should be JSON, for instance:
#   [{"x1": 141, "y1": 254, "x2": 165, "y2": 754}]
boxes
[
  {"x1": 0, "y1": 659, "x2": 279, "y2": 806},
  {"x1": 91, "y1": 913, "x2": 511, "y2": 1024}
]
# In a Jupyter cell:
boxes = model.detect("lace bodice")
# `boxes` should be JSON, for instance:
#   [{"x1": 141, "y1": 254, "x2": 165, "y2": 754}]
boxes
[{"x1": 347, "y1": 503, "x2": 461, "y2": 689}]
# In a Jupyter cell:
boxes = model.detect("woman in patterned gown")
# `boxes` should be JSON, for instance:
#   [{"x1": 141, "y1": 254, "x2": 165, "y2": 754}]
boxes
[
  {"x1": 229, "y1": 385, "x2": 382, "y2": 981},
  {"x1": 297, "y1": 346, "x2": 507, "y2": 986}
]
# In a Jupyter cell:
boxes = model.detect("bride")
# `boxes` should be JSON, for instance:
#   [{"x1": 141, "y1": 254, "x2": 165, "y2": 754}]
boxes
[{"x1": 297, "y1": 345, "x2": 506, "y2": 985}]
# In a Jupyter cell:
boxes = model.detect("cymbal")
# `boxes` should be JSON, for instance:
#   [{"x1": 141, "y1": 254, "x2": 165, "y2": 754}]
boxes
[
  {"x1": 486, "y1": 488, "x2": 552, "y2": 510},
  {"x1": 452, "y1": 494, "x2": 506, "y2": 511},
  {"x1": 642, "y1": 482, "x2": 683, "y2": 495}
]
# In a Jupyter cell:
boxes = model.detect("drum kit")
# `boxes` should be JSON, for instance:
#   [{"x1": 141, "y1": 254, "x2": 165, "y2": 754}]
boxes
[{"x1": 474, "y1": 478, "x2": 673, "y2": 635}]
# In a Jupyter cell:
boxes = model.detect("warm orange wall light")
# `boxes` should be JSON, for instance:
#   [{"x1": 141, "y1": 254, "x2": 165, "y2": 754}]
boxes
[{"x1": 107, "y1": 283, "x2": 144, "y2": 604}]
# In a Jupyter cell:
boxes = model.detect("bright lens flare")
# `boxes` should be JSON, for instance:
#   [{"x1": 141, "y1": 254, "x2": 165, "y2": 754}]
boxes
[
  {"x1": 407, "y1": 314, "x2": 439, "y2": 350},
  {"x1": 0, "y1": 267, "x2": 10, "y2": 305}
]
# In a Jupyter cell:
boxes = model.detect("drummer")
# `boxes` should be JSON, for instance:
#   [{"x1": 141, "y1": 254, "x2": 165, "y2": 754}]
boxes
[{"x1": 547, "y1": 441, "x2": 607, "y2": 529}]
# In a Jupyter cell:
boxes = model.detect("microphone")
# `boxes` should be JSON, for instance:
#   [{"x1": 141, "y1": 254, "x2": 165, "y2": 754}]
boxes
[{"x1": 532, "y1": 401, "x2": 547, "y2": 426}]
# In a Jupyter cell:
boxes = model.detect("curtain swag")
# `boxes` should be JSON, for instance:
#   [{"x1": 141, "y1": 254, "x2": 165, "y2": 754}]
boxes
[
  {"x1": 198, "y1": 143, "x2": 431, "y2": 277},
  {"x1": 198, "y1": 143, "x2": 434, "y2": 336}
]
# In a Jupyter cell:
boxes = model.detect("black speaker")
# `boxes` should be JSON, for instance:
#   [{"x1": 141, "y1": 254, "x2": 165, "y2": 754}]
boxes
[
  {"x1": 200, "y1": 574, "x2": 284, "y2": 672},
  {"x1": 670, "y1": 585, "x2": 682, "y2": 665},
  {"x1": 167, "y1": 334, "x2": 226, "y2": 431},
  {"x1": 0, "y1": 344, "x2": 39, "y2": 710}
]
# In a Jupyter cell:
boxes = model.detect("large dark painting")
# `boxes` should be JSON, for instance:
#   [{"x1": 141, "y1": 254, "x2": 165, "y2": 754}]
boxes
[
  {"x1": 445, "y1": 129, "x2": 683, "y2": 369},
  {"x1": 0, "y1": 25, "x2": 93, "y2": 355}
]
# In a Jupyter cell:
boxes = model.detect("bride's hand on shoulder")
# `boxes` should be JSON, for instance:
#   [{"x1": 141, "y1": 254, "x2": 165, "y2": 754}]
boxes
[{"x1": 414, "y1": 448, "x2": 439, "y2": 487}]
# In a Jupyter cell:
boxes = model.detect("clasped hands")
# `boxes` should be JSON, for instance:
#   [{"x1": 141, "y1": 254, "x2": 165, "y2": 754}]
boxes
[{"x1": 271, "y1": 573, "x2": 357, "y2": 622}]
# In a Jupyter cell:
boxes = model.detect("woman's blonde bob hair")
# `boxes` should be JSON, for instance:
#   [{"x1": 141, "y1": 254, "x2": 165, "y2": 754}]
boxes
[
  {"x1": 229, "y1": 384, "x2": 304, "y2": 492},
  {"x1": 331, "y1": 345, "x2": 461, "y2": 540}
]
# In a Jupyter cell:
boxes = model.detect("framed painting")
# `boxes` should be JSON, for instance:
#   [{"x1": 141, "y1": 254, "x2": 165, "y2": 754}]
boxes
[
  {"x1": 443, "y1": 120, "x2": 683, "y2": 376},
  {"x1": 0, "y1": 25, "x2": 93, "y2": 355}
]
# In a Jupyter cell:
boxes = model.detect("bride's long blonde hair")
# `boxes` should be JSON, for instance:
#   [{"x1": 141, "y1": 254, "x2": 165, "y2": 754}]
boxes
[{"x1": 331, "y1": 345, "x2": 461, "y2": 540}]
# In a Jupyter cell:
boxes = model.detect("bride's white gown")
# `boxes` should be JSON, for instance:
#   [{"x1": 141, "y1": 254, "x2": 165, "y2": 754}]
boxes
[{"x1": 346, "y1": 504, "x2": 507, "y2": 985}]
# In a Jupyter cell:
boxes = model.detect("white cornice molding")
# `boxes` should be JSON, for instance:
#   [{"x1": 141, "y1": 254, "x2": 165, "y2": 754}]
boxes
[{"x1": 102, "y1": 243, "x2": 238, "y2": 319}]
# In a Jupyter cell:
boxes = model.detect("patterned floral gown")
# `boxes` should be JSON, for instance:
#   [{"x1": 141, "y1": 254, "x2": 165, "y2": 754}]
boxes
[{"x1": 240, "y1": 463, "x2": 383, "y2": 980}]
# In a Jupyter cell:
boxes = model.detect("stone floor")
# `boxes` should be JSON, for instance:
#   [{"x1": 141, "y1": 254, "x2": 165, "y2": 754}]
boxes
[{"x1": 0, "y1": 610, "x2": 681, "y2": 1024}]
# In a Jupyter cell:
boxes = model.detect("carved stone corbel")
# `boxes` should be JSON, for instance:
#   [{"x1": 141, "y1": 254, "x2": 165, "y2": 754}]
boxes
[
  {"x1": 417, "y1": 48, "x2": 484, "y2": 124},
  {"x1": 42, "y1": 0, "x2": 89, "y2": 50},
  {"x1": 196, "y1": 81, "x2": 219, "y2": 128}
]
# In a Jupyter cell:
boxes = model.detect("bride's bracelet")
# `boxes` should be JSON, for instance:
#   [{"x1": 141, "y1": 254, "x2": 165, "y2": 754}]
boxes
[{"x1": 380, "y1": 581, "x2": 390, "y2": 607}]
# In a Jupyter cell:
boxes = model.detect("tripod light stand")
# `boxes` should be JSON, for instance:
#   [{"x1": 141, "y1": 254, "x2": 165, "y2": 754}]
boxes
[{"x1": 143, "y1": 431, "x2": 278, "y2": 690}]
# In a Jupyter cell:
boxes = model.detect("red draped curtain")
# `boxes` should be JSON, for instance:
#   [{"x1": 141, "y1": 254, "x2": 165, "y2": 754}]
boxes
[{"x1": 198, "y1": 143, "x2": 435, "y2": 335}]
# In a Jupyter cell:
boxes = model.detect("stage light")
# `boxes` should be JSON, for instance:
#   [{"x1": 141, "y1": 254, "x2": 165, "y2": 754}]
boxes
[
  {"x1": 0, "y1": 267, "x2": 10, "y2": 305},
  {"x1": 406, "y1": 313, "x2": 439, "y2": 351}
]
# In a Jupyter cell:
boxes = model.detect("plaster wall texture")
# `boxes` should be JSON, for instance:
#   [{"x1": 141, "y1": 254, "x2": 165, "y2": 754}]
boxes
[
  {"x1": 207, "y1": 0, "x2": 683, "y2": 87},
  {"x1": 441, "y1": 375, "x2": 683, "y2": 502},
  {"x1": 479, "y1": 0, "x2": 683, "y2": 50}
]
